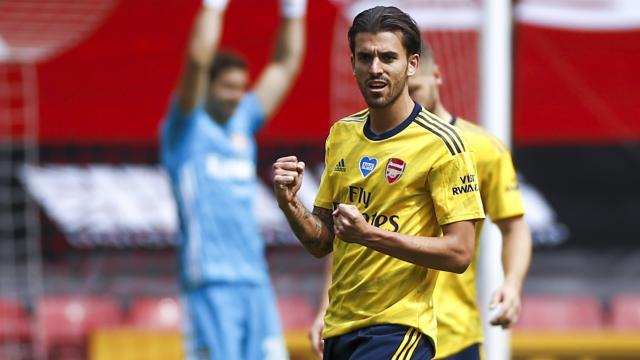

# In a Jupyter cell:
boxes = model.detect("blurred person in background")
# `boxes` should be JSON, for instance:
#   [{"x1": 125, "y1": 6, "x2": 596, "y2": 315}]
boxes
[
  {"x1": 273, "y1": 6, "x2": 483, "y2": 359},
  {"x1": 308, "y1": 39, "x2": 532, "y2": 360},
  {"x1": 410, "y1": 39, "x2": 532, "y2": 360},
  {"x1": 159, "y1": 0, "x2": 306, "y2": 358}
]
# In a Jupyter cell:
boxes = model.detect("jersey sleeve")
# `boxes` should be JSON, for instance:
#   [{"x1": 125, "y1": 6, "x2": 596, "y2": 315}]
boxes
[
  {"x1": 428, "y1": 152, "x2": 485, "y2": 225},
  {"x1": 160, "y1": 99, "x2": 195, "y2": 142},
  {"x1": 482, "y1": 150, "x2": 525, "y2": 220},
  {"x1": 314, "y1": 127, "x2": 336, "y2": 210}
]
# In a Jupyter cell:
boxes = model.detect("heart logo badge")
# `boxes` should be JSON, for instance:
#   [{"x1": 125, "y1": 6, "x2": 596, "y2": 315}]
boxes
[{"x1": 359, "y1": 156, "x2": 378, "y2": 177}]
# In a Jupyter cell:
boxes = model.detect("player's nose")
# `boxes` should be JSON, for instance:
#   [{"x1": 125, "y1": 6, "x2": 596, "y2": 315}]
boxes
[{"x1": 369, "y1": 58, "x2": 383, "y2": 75}]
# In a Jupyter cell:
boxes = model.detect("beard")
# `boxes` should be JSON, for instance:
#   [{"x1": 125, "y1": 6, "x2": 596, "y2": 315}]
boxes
[
  {"x1": 358, "y1": 75, "x2": 407, "y2": 109},
  {"x1": 205, "y1": 98, "x2": 238, "y2": 124}
]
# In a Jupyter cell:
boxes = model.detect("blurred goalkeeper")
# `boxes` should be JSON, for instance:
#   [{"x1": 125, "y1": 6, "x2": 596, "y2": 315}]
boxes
[
  {"x1": 308, "y1": 39, "x2": 532, "y2": 360},
  {"x1": 159, "y1": 0, "x2": 306, "y2": 359}
]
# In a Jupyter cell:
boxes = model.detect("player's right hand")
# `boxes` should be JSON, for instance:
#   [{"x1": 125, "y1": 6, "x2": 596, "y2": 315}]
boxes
[
  {"x1": 332, "y1": 204, "x2": 370, "y2": 244},
  {"x1": 308, "y1": 310, "x2": 325, "y2": 358},
  {"x1": 489, "y1": 282, "x2": 522, "y2": 329},
  {"x1": 273, "y1": 156, "x2": 305, "y2": 205}
]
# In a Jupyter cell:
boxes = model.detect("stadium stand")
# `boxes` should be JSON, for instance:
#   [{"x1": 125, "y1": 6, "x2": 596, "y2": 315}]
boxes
[
  {"x1": 0, "y1": 298, "x2": 31, "y2": 359},
  {"x1": 511, "y1": 295, "x2": 640, "y2": 360},
  {"x1": 89, "y1": 295, "x2": 320, "y2": 360},
  {"x1": 128, "y1": 296, "x2": 182, "y2": 331},
  {"x1": 35, "y1": 296, "x2": 122, "y2": 359},
  {"x1": 516, "y1": 295, "x2": 604, "y2": 331},
  {"x1": 0, "y1": 298, "x2": 30, "y2": 342},
  {"x1": 609, "y1": 294, "x2": 640, "y2": 330}
]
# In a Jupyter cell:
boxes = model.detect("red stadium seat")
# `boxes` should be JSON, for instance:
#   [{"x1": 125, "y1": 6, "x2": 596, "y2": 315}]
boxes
[
  {"x1": 35, "y1": 296, "x2": 123, "y2": 359},
  {"x1": 128, "y1": 296, "x2": 183, "y2": 331},
  {"x1": 609, "y1": 294, "x2": 640, "y2": 330},
  {"x1": 515, "y1": 295, "x2": 604, "y2": 331},
  {"x1": 277, "y1": 296, "x2": 316, "y2": 331},
  {"x1": 0, "y1": 298, "x2": 32, "y2": 360},
  {"x1": 0, "y1": 298, "x2": 31, "y2": 343}
]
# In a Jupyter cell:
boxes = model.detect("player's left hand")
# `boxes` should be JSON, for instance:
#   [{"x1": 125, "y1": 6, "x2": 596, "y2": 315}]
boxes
[
  {"x1": 332, "y1": 204, "x2": 370, "y2": 244},
  {"x1": 489, "y1": 282, "x2": 522, "y2": 329},
  {"x1": 308, "y1": 309, "x2": 325, "y2": 358}
]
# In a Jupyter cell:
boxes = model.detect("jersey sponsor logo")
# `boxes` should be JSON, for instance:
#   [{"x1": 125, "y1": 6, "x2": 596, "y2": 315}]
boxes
[
  {"x1": 205, "y1": 154, "x2": 255, "y2": 180},
  {"x1": 452, "y1": 184, "x2": 479, "y2": 195},
  {"x1": 343, "y1": 185, "x2": 399, "y2": 231},
  {"x1": 452, "y1": 174, "x2": 479, "y2": 195},
  {"x1": 359, "y1": 156, "x2": 378, "y2": 177},
  {"x1": 334, "y1": 158, "x2": 346, "y2": 173},
  {"x1": 348, "y1": 186, "x2": 371, "y2": 208},
  {"x1": 362, "y1": 211, "x2": 400, "y2": 232},
  {"x1": 385, "y1": 158, "x2": 405, "y2": 184}
]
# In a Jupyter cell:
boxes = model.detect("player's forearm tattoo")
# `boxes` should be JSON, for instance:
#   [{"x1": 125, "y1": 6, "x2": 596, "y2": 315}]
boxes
[
  {"x1": 285, "y1": 199, "x2": 334, "y2": 256},
  {"x1": 312, "y1": 207, "x2": 334, "y2": 240}
]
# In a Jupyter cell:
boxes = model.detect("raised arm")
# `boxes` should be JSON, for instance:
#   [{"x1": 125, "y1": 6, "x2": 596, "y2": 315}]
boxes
[
  {"x1": 176, "y1": 1, "x2": 227, "y2": 113},
  {"x1": 333, "y1": 204, "x2": 477, "y2": 273},
  {"x1": 273, "y1": 156, "x2": 334, "y2": 257},
  {"x1": 253, "y1": 0, "x2": 307, "y2": 120},
  {"x1": 489, "y1": 215, "x2": 532, "y2": 328}
]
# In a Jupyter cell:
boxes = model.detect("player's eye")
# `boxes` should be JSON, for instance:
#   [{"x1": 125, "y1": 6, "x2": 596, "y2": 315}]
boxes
[
  {"x1": 381, "y1": 53, "x2": 397, "y2": 62},
  {"x1": 357, "y1": 53, "x2": 372, "y2": 62}
]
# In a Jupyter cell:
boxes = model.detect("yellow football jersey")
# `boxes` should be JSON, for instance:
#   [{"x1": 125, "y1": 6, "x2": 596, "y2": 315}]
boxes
[
  {"x1": 433, "y1": 117, "x2": 525, "y2": 359},
  {"x1": 314, "y1": 104, "x2": 485, "y2": 346}
]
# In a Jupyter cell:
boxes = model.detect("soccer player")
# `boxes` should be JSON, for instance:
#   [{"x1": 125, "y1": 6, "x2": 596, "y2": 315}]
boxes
[
  {"x1": 309, "y1": 39, "x2": 533, "y2": 359},
  {"x1": 409, "y1": 41, "x2": 532, "y2": 360},
  {"x1": 159, "y1": 0, "x2": 306, "y2": 358},
  {"x1": 273, "y1": 6, "x2": 484, "y2": 360}
]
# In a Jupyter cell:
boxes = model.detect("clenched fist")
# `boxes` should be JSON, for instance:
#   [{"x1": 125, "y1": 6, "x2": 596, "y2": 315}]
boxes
[
  {"x1": 273, "y1": 156, "x2": 305, "y2": 205},
  {"x1": 332, "y1": 204, "x2": 371, "y2": 244}
]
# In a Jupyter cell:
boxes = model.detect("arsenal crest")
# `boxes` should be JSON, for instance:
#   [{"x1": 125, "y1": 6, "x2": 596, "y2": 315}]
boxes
[{"x1": 385, "y1": 158, "x2": 405, "y2": 184}]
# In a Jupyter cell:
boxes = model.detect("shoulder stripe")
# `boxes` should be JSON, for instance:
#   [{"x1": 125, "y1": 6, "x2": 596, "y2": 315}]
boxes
[
  {"x1": 417, "y1": 114, "x2": 462, "y2": 154},
  {"x1": 351, "y1": 108, "x2": 369, "y2": 118},
  {"x1": 419, "y1": 111, "x2": 466, "y2": 152},
  {"x1": 341, "y1": 109, "x2": 369, "y2": 122},
  {"x1": 413, "y1": 117, "x2": 457, "y2": 155},
  {"x1": 420, "y1": 111, "x2": 466, "y2": 152}
]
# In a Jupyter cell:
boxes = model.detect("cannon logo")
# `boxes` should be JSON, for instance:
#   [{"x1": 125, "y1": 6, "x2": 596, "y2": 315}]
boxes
[{"x1": 385, "y1": 158, "x2": 405, "y2": 184}]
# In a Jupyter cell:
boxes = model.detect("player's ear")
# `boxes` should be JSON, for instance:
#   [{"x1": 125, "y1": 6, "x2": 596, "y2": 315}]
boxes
[
  {"x1": 407, "y1": 54, "x2": 419, "y2": 76},
  {"x1": 433, "y1": 64, "x2": 443, "y2": 85},
  {"x1": 350, "y1": 54, "x2": 356, "y2": 75}
]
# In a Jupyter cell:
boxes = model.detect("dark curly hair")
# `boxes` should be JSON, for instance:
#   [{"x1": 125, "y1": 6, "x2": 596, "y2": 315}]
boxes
[{"x1": 348, "y1": 6, "x2": 421, "y2": 57}]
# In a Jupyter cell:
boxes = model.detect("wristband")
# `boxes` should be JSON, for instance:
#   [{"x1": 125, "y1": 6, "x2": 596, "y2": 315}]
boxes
[
  {"x1": 203, "y1": 0, "x2": 229, "y2": 10},
  {"x1": 280, "y1": 0, "x2": 307, "y2": 18}
]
